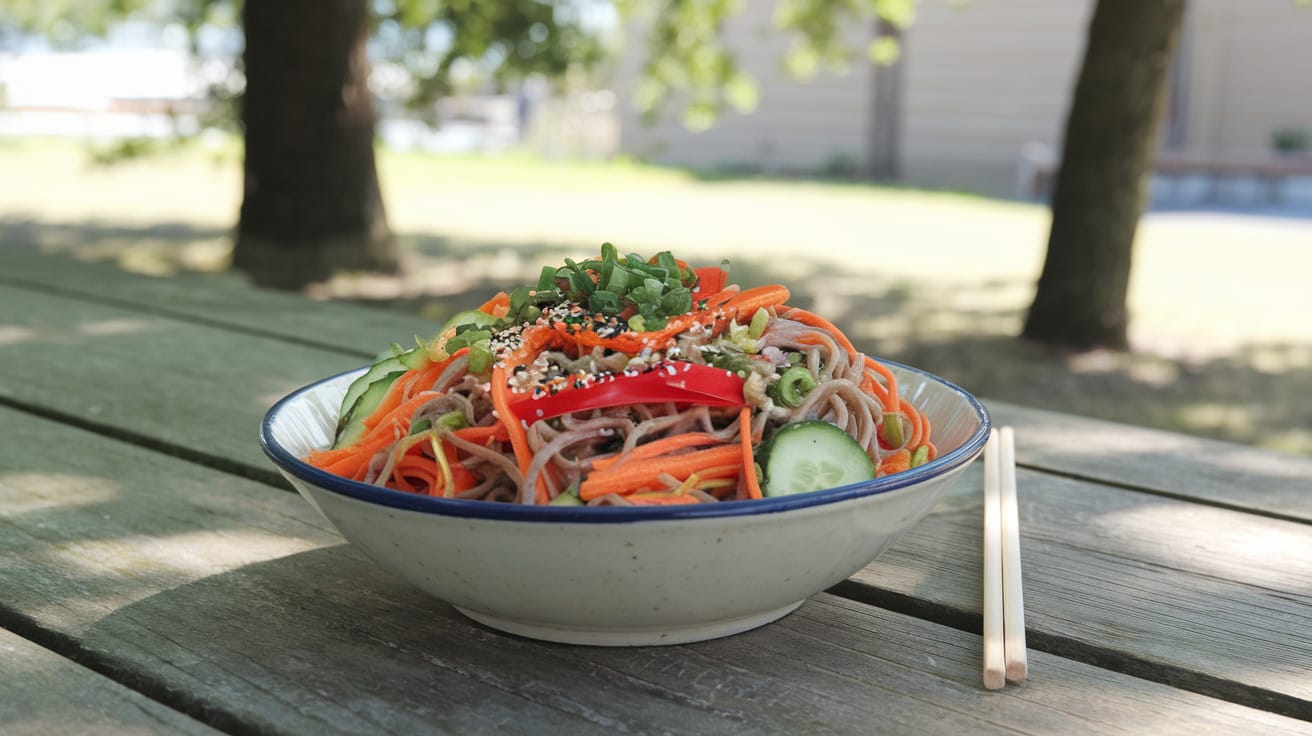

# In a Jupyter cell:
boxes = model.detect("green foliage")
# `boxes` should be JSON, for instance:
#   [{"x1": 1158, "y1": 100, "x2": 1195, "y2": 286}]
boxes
[
  {"x1": 0, "y1": 0, "x2": 151, "y2": 45},
  {"x1": 374, "y1": 0, "x2": 607, "y2": 113},
  {"x1": 1271, "y1": 127, "x2": 1310, "y2": 153},
  {"x1": 1, "y1": 0, "x2": 921, "y2": 136},
  {"x1": 0, "y1": 0, "x2": 604, "y2": 116},
  {"x1": 626, "y1": 0, "x2": 916, "y2": 129}
]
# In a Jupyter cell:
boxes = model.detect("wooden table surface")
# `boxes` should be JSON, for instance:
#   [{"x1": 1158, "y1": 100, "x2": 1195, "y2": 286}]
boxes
[{"x1": 2, "y1": 252, "x2": 1310, "y2": 735}]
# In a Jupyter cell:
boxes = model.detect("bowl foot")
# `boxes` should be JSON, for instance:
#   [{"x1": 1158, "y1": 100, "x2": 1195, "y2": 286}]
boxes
[{"x1": 454, "y1": 600, "x2": 806, "y2": 646}]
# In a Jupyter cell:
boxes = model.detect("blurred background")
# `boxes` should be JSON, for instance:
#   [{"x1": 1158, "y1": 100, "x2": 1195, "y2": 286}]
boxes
[{"x1": 1, "y1": 0, "x2": 1309, "y2": 454}]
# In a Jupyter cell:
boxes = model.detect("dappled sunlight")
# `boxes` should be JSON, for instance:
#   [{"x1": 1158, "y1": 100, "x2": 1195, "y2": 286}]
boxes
[
  {"x1": 75, "y1": 318, "x2": 154, "y2": 337},
  {"x1": 1, "y1": 471, "x2": 121, "y2": 514},
  {"x1": 105, "y1": 237, "x2": 231, "y2": 276},
  {"x1": 1176, "y1": 402, "x2": 1260, "y2": 437},
  {"x1": 21, "y1": 527, "x2": 333, "y2": 629},
  {"x1": 0, "y1": 318, "x2": 157, "y2": 346},
  {"x1": 1093, "y1": 500, "x2": 1312, "y2": 594},
  {"x1": 302, "y1": 239, "x2": 579, "y2": 308},
  {"x1": 1134, "y1": 213, "x2": 1312, "y2": 358},
  {"x1": 4, "y1": 466, "x2": 338, "y2": 628},
  {"x1": 1067, "y1": 350, "x2": 1181, "y2": 387},
  {"x1": 0, "y1": 325, "x2": 41, "y2": 346},
  {"x1": 112, "y1": 527, "x2": 329, "y2": 578},
  {"x1": 1, "y1": 217, "x2": 232, "y2": 276}
]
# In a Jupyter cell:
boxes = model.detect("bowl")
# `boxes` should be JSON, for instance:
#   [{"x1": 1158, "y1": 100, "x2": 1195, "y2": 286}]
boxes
[{"x1": 259, "y1": 360, "x2": 990, "y2": 646}]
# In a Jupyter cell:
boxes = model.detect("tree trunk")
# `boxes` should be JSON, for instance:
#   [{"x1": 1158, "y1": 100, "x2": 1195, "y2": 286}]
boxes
[
  {"x1": 232, "y1": 0, "x2": 396, "y2": 290},
  {"x1": 1021, "y1": 0, "x2": 1185, "y2": 350}
]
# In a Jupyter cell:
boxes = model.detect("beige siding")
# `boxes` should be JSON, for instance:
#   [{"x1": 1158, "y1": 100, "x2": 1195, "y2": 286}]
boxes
[
  {"x1": 616, "y1": 4, "x2": 874, "y2": 173},
  {"x1": 1184, "y1": 0, "x2": 1312, "y2": 153},
  {"x1": 615, "y1": 0, "x2": 1312, "y2": 197},
  {"x1": 898, "y1": 0, "x2": 1093, "y2": 196}
]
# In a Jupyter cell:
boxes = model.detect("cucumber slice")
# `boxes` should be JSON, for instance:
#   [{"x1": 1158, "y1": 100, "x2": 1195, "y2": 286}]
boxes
[
  {"x1": 338, "y1": 345, "x2": 431, "y2": 431},
  {"x1": 337, "y1": 357, "x2": 406, "y2": 432},
  {"x1": 761, "y1": 421, "x2": 875, "y2": 497},
  {"x1": 332, "y1": 370, "x2": 405, "y2": 449}
]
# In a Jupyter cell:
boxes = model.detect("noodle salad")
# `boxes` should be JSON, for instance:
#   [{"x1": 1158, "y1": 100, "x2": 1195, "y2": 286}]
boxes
[{"x1": 305, "y1": 245, "x2": 937, "y2": 507}]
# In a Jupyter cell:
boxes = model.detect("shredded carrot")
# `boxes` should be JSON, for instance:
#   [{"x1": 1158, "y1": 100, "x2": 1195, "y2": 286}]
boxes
[
  {"x1": 782, "y1": 307, "x2": 857, "y2": 356},
  {"x1": 588, "y1": 433, "x2": 722, "y2": 471},
  {"x1": 682, "y1": 464, "x2": 742, "y2": 481},
  {"x1": 304, "y1": 445, "x2": 359, "y2": 468},
  {"x1": 491, "y1": 325, "x2": 559, "y2": 503},
  {"x1": 400, "y1": 347, "x2": 469, "y2": 399},
  {"x1": 395, "y1": 455, "x2": 438, "y2": 494},
  {"x1": 879, "y1": 449, "x2": 912, "y2": 476},
  {"x1": 363, "y1": 374, "x2": 423, "y2": 430},
  {"x1": 903, "y1": 402, "x2": 925, "y2": 448},
  {"x1": 863, "y1": 355, "x2": 901, "y2": 412},
  {"x1": 710, "y1": 483, "x2": 737, "y2": 500},
  {"x1": 491, "y1": 364, "x2": 534, "y2": 488},
  {"x1": 314, "y1": 402, "x2": 437, "y2": 480},
  {"x1": 478, "y1": 291, "x2": 511, "y2": 317},
  {"x1": 579, "y1": 444, "x2": 744, "y2": 501},
  {"x1": 449, "y1": 424, "x2": 510, "y2": 444},
  {"x1": 725, "y1": 285, "x2": 791, "y2": 320},
  {"x1": 740, "y1": 406, "x2": 764, "y2": 500},
  {"x1": 361, "y1": 390, "x2": 442, "y2": 436}
]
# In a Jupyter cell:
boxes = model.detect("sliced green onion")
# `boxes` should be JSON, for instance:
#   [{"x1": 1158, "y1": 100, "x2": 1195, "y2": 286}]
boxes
[
  {"x1": 881, "y1": 413, "x2": 906, "y2": 448},
  {"x1": 748, "y1": 308, "x2": 770, "y2": 339},
  {"x1": 550, "y1": 483, "x2": 584, "y2": 505},
  {"x1": 775, "y1": 366, "x2": 817, "y2": 407},
  {"x1": 910, "y1": 445, "x2": 930, "y2": 467},
  {"x1": 537, "y1": 265, "x2": 558, "y2": 291},
  {"x1": 435, "y1": 410, "x2": 468, "y2": 431},
  {"x1": 468, "y1": 339, "x2": 493, "y2": 373}
]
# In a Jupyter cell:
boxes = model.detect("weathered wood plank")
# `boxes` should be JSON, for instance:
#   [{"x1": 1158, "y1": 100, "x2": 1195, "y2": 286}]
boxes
[
  {"x1": 0, "y1": 248, "x2": 438, "y2": 356},
  {"x1": 987, "y1": 399, "x2": 1312, "y2": 522},
  {"x1": 4, "y1": 407, "x2": 1309, "y2": 734},
  {"x1": 850, "y1": 460, "x2": 1312, "y2": 715},
  {"x1": 0, "y1": 283, "x2": 366, "y2": 475},
  {"x1": 4, "y1": 257, "x2": 1308, "y2": 520},
  {"x1": 0, "y1": 628, "x2": 222, "y2": 736},
  {"x1": 3, "y1": 282, "x2": 1312, "y2": 711}
]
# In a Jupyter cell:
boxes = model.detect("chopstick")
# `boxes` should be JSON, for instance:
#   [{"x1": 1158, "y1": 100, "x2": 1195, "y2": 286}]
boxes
[
  {"x1": 983, "y1": 426, "x2": 1027, "y2": 690},
  {"x1": 998, "y1": 427, "x2": 1028, "y2": 682}
]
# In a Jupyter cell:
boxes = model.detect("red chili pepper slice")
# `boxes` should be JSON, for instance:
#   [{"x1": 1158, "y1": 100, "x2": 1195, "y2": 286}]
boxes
[{"x1": 508, "y1": 362, "x2": 746, "y2": 424}]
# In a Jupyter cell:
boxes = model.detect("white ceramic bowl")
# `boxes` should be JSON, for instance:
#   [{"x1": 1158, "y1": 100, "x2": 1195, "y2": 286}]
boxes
[{"x1": 260, "y1": 361, "x2": 989, "y2": 646}]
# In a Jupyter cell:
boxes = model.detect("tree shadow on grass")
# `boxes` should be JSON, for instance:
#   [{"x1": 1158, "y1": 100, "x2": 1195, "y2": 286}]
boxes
[{"x1": 4, "y1": 217, "x2": 1308, "y2": 456}]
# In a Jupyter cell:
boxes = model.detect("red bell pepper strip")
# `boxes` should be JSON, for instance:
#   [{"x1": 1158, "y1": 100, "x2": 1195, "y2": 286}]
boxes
[{"x1": 508, "y1": 362, "x2": 746, "y2": 424}]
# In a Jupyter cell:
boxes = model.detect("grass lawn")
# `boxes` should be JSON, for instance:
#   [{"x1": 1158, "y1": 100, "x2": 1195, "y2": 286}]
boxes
[{"x1": 3, "y1": 137, "x2": 1310, "y2": 454}]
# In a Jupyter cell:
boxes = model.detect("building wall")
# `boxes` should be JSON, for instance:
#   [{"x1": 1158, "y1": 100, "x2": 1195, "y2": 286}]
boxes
[
  {"x1": 616, "y1": 0, "x2": 1312, "y2": 197},
  {"x1": 898, "y1": 1, "x2": 1093, "y2": 196},
  {"x1": 616, "y1": 6, "x2": 875, "y2": 174},
  {"x1": 1184, "y1": 0, "x2": 1312, "y2": 154}
]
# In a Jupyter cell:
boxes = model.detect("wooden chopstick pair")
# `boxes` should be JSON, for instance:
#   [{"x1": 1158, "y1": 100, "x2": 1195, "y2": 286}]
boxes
[{"x1": 983, "y1": 426, "x2": 1028, "y2": 689}]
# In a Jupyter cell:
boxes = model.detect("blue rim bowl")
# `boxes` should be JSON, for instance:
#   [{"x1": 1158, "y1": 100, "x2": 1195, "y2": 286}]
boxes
[{"x1": 260, "y1": 359, "x2": 991, "y2": 524}]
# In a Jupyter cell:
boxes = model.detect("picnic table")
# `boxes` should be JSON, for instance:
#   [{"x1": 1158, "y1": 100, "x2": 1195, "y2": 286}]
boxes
[{"x1": 2, "y1": 250, "x2": 1311, "y2": 734}]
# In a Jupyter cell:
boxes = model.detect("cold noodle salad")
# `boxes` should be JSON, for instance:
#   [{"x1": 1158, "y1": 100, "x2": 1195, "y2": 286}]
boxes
[{"x1": 305, "y1": 245, "x2": 937, "y2": 506}]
